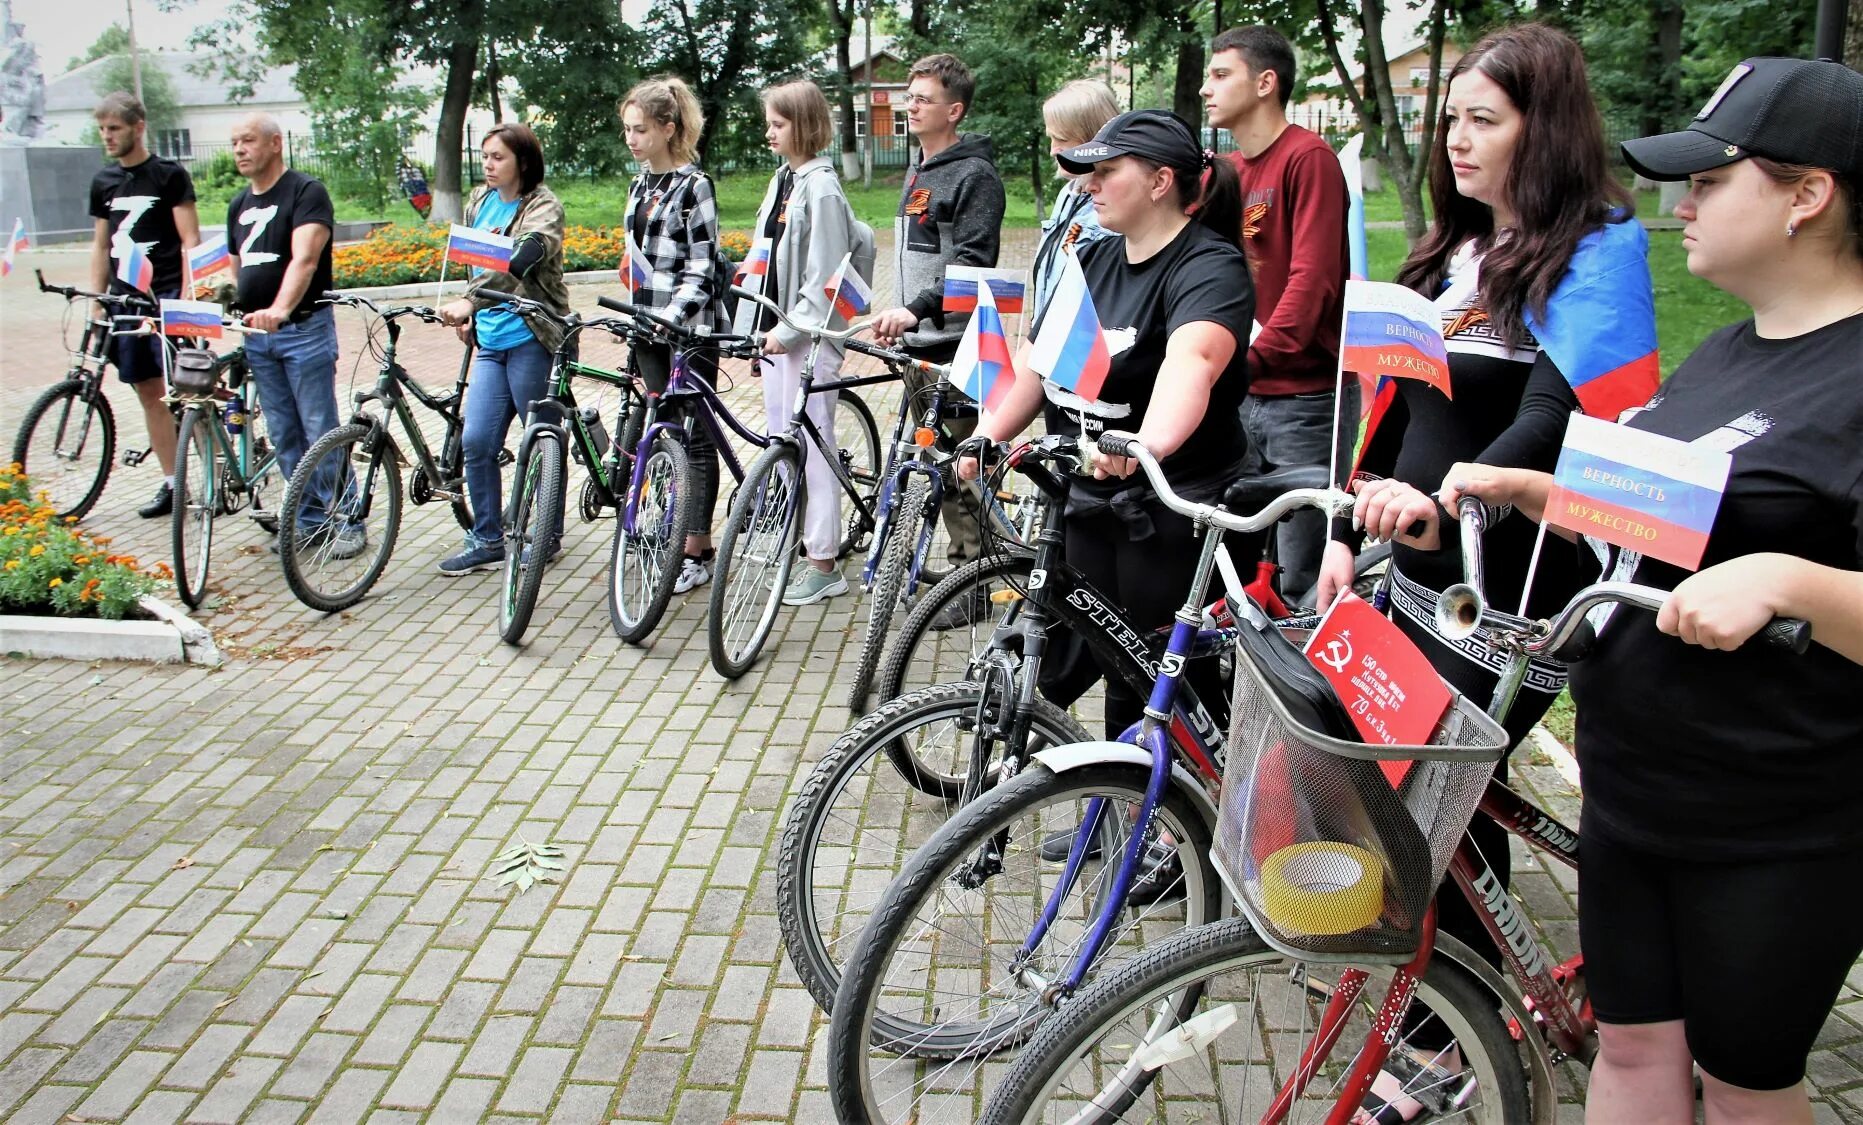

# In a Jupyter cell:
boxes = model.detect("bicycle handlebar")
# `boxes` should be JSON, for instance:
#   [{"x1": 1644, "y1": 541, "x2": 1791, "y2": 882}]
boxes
[
  {"x1": 38, "y1": 270, "x2": 157, "y2": 310},
  {"x1": 593, "y1": 295, "x2": 759, "y2": 355},
  {"x1": 728, "y1": 284, "x2": 873, "y2": 345},
  {"x1": 322, "y1": 292, "x2": 447, "y2": 325},
  {"x1": 115, "y1": 316, "x2": 266, "y2": 336},
  {"x1": 1096, "y1": 430, "x2": 1353, "y2": 534}
]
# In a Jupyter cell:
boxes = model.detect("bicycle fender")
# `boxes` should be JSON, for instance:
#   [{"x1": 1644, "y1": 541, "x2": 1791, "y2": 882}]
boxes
[
  {"x1": 1028, "y1": 742, "x2": 1219, "y2": 826},
  {"x1": 1430, "y1": 931, "x2": 1562, "y2": 1122},
  {"x1": 511, "y1": 419, "x2": 570, "y2": 476}
]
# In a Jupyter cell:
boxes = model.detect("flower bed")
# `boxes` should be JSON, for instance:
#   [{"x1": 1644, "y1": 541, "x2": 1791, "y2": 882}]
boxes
[
  {"x1": 0, "y1": 465, "x2": 169, "y2": 620},
  {"x1": 334, "y1": 225, "x2": 754, "y2": 289}
]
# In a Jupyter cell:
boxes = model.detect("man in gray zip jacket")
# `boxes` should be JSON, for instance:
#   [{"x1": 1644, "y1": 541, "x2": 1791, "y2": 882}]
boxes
[{"x1": 872, "y1": 53, "x2": 1005, "y2": 618}]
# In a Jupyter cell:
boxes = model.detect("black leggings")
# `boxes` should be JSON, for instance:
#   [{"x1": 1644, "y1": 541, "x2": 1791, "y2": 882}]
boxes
[
  {"x1": 634, "y1": 340, "x2": 719, "y2": 540},
  {"x1": 1580, "y1": 819, "x2": 1863, "y2": 1090}
]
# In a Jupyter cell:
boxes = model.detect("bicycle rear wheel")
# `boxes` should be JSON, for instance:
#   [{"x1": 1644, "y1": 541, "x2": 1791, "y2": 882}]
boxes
[
  {"x1": 12, "y1": 379, "x2": 115, "y2": 522},
  {"x1": 779, "y1": 681, "x2": 1093, "y2": 1013},
  {"x1": 979, "y1": 916, "x2": 1535, "y2": 1125},
  {"x1": 608, "y1": 434, "x2": 690, "y2": 644},
  {"x1": 835, "y1": 389, "x2": 883, "y2": 558},
  {"x1": 280, "y1": 422, "x2": 402, "y2": 613},
  {"x1": 826, "y1": 761, "x2": 1222, "y2": 1124},
  {"x1": 500, "y1": 432, "x2": 564, "y2": 645},
  {"x1": 876, "y1": 550, "x2": 1035, "y2": 707},
  {"x1": 170, "y1": 407, "x2": 217, "y2": 609},
  {"x1": 847, "y1": 474, "x2": 932, "y2": 713},
  {"x1": 708, "y1": 442, "x2": 801, "y2": 678}
]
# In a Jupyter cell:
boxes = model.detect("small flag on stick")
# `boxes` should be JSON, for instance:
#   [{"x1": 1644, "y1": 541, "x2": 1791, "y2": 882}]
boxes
[
  {"x1": 1028, "y1": 252, "x2": 1109, "y2": 402},
  {"x1": 823, "y1": 252, "x2": 872, "y2": 322},
  {"x1": 949, "y1": 283, "x2": 1015, "y2": 412},
  {"x1": 444, "y1": 224, "x2": 514, "y2": 272}
]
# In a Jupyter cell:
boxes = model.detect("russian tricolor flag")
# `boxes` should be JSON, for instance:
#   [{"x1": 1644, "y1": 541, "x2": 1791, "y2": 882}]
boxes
[
  {"x1": 949, "y1": 283, "x2": 1015, "y2": 412},
  {"x1": 160, "y1": 298, "x2": 224, "y2": 340},
  {"x1": 1028, "y1": 252, "x2": 1109, "y2": 402},
  {"x1": 620, "y1": 230, "x2": 650, "y2": 293},
  {"x1": 823, "y1": 252, "x2": 871, "y2": 322},
  {"x1": 943, "y1": 266, "x2": 1026, "y2": 315},
  {"x1": 188, "y1": 236, "x2": 231, "y2": 286},
  {"x1": 1340, "y1": 280, "x2": 1452, "y2": 400},
  {"x1": 1525, "y1": 220, "x2": 1659, "y2": 421},
  {"x1": 736, "y1": 236, "x2": 771, "y2": 283},
  {"x1": 116, "y1": 242, "x2": 155, "y2": 292},
  {"x1": 3, "y1": 217, "x2": 25, "y2": 277},
  {"x1": 1544, "y1": 414, "x2": 1730, "y2": 571},
  {"x1": 445, "y1": 223, "x2": 514, "y2": 273}
]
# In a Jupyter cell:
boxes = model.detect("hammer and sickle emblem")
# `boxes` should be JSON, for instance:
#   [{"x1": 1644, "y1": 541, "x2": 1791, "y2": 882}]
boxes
[{"x1": 1317, "y1": 637, "x2": 1353, "y2": 673}]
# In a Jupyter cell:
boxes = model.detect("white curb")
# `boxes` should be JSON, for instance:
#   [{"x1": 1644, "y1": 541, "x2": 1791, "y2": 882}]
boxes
[
  {"x1": 335, "y1": 269, "x2": 620, "y2": 302},
  {"x1": 0, "y1": 595, "x2": 221, "y2": 667},
  {"x1": 1527, "y1": 724, "x2": 1580, "y2": 790}
]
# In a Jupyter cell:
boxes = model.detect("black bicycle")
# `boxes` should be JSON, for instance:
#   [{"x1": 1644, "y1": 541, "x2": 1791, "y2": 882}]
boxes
[
  {"x1": 12, "y1": 271, "x2": 158, "y2": 520},
  {"x1": 277, "y1": 293, "x2": 476, "y2": 612}
]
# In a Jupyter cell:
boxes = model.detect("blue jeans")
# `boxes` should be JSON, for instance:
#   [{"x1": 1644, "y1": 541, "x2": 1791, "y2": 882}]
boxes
[
  {"x1": 245, "y1": 307, "x2": 341, "y2": 523},
  {"x1": 1239, "y1": 382, "x2": 1360, "y2": 604},
  {"x1": 463, "y1": 337, "x2": 558, "y2": 547}
]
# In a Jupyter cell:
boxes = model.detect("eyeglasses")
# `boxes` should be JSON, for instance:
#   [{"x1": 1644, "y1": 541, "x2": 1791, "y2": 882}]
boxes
[{"x1": 904, "y1": 94, "x2": 950, "y2": 109}]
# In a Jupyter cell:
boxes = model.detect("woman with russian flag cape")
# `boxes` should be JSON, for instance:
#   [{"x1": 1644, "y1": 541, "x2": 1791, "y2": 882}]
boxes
[
  {"x1": 1312, "y1": 27, "x2": 1658, "y2": 1122},
  {"x1": 958, "y1": 108, "x2": 1254, "y2": 750},
  {"x1": 1443, "y1": 57, "x2": 1863, "y2": 1122}
]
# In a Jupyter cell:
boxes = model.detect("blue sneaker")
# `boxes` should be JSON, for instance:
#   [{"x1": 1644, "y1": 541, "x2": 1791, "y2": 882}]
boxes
[
  {"x1": 438, "y1": 542, "x2": 504, "y2": 576},
  {"x1": 518, "y1": 538, "x2": 563, "y2": 568}
]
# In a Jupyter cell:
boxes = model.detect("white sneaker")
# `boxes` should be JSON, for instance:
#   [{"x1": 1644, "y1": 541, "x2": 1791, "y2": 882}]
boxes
[
  {"x1": 782, "y1": 565, "x2": 848, "y2": 606},
  {"x1": 674, "y1": 554, "x2": 711, "y2": 594}
]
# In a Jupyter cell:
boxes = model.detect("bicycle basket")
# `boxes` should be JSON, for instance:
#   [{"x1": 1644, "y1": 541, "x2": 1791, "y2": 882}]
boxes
[
  {"x1": 170, "y1": 349, "x2": 222, "y2": 397},
  {"x1": 1213, "y1": 630, "x2": 1508, "y2": 962}
]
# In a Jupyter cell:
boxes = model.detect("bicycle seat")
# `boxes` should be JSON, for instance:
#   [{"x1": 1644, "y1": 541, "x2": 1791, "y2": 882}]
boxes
[{"x1": 1223, "y1": 466, "x2": 1332, "y2": 516}]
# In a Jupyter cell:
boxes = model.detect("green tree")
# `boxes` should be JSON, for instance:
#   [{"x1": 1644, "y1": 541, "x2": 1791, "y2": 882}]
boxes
[
  {"x1": 641, "y1": 0, "x2": 812, "y2": 170},
  {"x1": 506, "y1": 4, "x2": 647, "y2": 179},
  {"x1": 67, "y1": 24, "x2": 131, "y2": 72},
  {"x1": 86, "y1": 54, "x2": 181, "y2": 139}
]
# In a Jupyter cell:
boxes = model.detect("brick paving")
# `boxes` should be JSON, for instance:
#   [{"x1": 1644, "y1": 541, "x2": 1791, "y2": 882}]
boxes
[{"x1": 3, "y1": 237, "x2": 1860, "y2": 1123}]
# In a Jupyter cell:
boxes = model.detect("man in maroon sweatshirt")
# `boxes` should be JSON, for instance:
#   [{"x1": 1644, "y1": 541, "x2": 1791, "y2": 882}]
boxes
[{"x1": 1203, "y1": 26, "x2": 1352, "y2": 606}]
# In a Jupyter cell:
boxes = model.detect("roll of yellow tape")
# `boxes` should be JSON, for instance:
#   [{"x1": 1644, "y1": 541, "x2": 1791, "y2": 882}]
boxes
[{"x1": 1258, "y1": 842, "x2": 1383, "y2": 936}]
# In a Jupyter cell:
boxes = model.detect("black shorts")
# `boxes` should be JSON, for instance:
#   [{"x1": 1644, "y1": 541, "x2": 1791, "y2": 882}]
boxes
[
  {"x1": 113, "y1": 326, "x2": 167, "y2": 385},
  {"x1": 1579, "y1": 815, "x2": 1863, "y2": 1090}
]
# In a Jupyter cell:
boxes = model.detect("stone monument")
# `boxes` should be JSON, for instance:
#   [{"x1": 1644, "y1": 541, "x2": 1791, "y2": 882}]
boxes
[{"x1": 0, "y1": 0, "x2": 48, "y2": 143}]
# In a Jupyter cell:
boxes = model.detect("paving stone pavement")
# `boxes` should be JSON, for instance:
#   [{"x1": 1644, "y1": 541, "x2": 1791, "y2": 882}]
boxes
[{"x1": 4, "y1": 237, "x2": 1861, "y2": 1123}]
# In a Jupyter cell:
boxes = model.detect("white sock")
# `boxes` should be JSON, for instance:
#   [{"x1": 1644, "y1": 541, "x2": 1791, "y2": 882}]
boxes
[{"x1": 163, "y1": 475, "x2": 174, "y2": 487}]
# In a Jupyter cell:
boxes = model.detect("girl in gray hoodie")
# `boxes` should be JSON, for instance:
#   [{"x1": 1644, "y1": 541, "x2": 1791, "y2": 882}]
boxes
[{"x1": 736, "y1": 80, "x2": 861, "y2": 606}]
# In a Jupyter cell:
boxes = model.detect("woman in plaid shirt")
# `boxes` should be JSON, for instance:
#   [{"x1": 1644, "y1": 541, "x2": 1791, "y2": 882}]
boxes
[{"x1": 620, "y1": 76, "x2": 729, "y2": 594}]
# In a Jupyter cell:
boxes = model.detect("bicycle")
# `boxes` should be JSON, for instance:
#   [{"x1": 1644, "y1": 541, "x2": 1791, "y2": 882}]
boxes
[
  {"x1": 701, "y1": 287, "x2": 909, "y2": 678},
  {"x1": 846, "y1": 368, "x2": 1030, "y2": 714},
  {"x1": 974, "y1": 499, "x2": 1812, "y2": 1124},
  {"x1": 824, "y1": 433, "x2": 1358, "y2": 1123},
  {"x1": 153, "y1": 317, "x2": 269, "y2": 608},
  {"x1": 781, "y1": 434, "x2": 1287, "y2": 1019},
  {"x1": 11, "y1": 271, "x2": 159, "y2": 520},
  {"x1": 277, "y1": 293, "x2": 476, "y2": 612}
]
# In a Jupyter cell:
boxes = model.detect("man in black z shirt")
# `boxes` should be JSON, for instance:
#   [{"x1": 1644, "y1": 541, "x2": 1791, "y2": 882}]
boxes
[
  {"x1": 227, "y1": 113, "x2": 352, "y2": 553},
  {"x1": 87, "y1": 92, "x2": 200, "y2": 518}
]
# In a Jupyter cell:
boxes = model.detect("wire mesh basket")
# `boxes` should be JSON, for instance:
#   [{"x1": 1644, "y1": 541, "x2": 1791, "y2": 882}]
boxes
[{"x1": 1213, "y1": 633, "x2": 1509, "y2": 962}]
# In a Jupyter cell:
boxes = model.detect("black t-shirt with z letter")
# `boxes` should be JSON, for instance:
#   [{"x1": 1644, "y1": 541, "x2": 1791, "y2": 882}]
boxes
[
  {"x1": 1569, "y1": 313, "x2": 1863, "y2": 860},
  {"x1": 89, "y1": 155, "x2": 195, "y2": 297},
  {"x1": 228, "y1": 170, "x2": 336, "y2": 318},
  {"x1": 1037, "y1": 222, "x2": 1254, "y2": 493}
]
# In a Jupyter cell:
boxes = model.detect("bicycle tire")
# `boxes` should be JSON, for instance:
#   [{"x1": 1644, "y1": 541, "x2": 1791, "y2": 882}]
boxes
[
  {"x1": 875, "y1": 549, "x2": 1036, "y2": 711},
  {"x1": 608, "y1": 434, "x2": 690, "y2": 645},
  {"x1": 846, "y1": 474, "x2": 932, "y2": 713},
  {"x1": 708, "y1": 441, "x2": 801, "y2": 678},
  {"x1": 826, "y1": 761, "x2": 1222, "y2": 1124},
  {"x1": 170, "y1": 407, "x2": 217, "y2": 609},
  {"x1": 835, "y1": 388, "x2": 883, "y2": 559},
  {"x1": 500, "y1": 432, "x2": 564, "y2": 645},
  {"x1": 280, "y1": 423, "x2": 403, "y2": 613},
  {"x1": 980, "y1": 916, "x2": 1535, "y2": 1124},
  {"x1": 778, "y1": 681, "x2": 1094, "y2": 1014},
  {"x1": 12, "y1": 380, "x2": 115, "y2": 522}
]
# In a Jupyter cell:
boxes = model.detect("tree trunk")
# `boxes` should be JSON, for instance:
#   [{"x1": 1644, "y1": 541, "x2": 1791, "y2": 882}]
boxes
[
  {"x1": 1173, "y1": 19, "x2": 1205, "y2": 133},
  {"x1": 1845, "y1": 0, "x2": 1861, "y2": 70},
  {"x1": 1028, "y1": 69, "x2": 1046, "y2": 217},
  {"x1": 910, "y1": 0, "x2": 929, "y2": 40},
  {"x1": 485, "y1": 38, "x2": 504, "y2": 123},
  {"x1": 432, "y1": 10, "x2": 481, "y2": 223},
  {"x1": 833, "y1": 0, "x2": 859, "y2": 179}
]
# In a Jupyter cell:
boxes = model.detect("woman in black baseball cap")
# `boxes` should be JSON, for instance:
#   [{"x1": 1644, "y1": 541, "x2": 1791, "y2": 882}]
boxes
[
  {"x1": 959, "y1": 107, "x2": 1252, "y2": 747},
  {"x1": 1447, "y1": 56, "x2": 1863, "y2": 1121}
]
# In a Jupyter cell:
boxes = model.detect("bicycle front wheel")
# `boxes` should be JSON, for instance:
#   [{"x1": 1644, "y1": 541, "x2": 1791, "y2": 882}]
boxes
[
  {"x1": 826, "y1": 761, "x2": 1222, "y2": 1125},
  {"x1": 12, "y1": 380, "x2": 115, "y2": 522},
  {"x1": 280, "y1": 422, "x2": 402, "y2": 613},
  {"x1": 170, "y1": 408, "x2": 217, "y2": 608},
  {"x1": 500, "y1": 432, "x2": 564, "y2": 645},
  {"x1": 608, "y1": 433, "x2": 690, "y2": 644},
  {"x1": 835, "y1": 389, "x2": 883, "y2": 558},
  {"x1": 876, "y1": 549, "x2": 1035, "y2": 708},
  {"x1": 779, "y1": 681, "x2": 1094, "y2": 1014},
  {"x1": 707, "y1": 441, "x2": 801, "y2": 678},
  {"x1": 980, "y1": 916, "x2": 1535, "y2": 1125},
  {"x1": 847, "y1": 474, "x2": 931, "y2": 714}
]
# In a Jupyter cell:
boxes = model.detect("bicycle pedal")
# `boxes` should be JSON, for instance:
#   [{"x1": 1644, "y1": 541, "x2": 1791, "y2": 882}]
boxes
[
  {"x1": 122, "y1": 448, "x2": 152, "y2": 467},
  {"x1": 497, "y1": 448, "x2": 515, "y2": 467}
]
